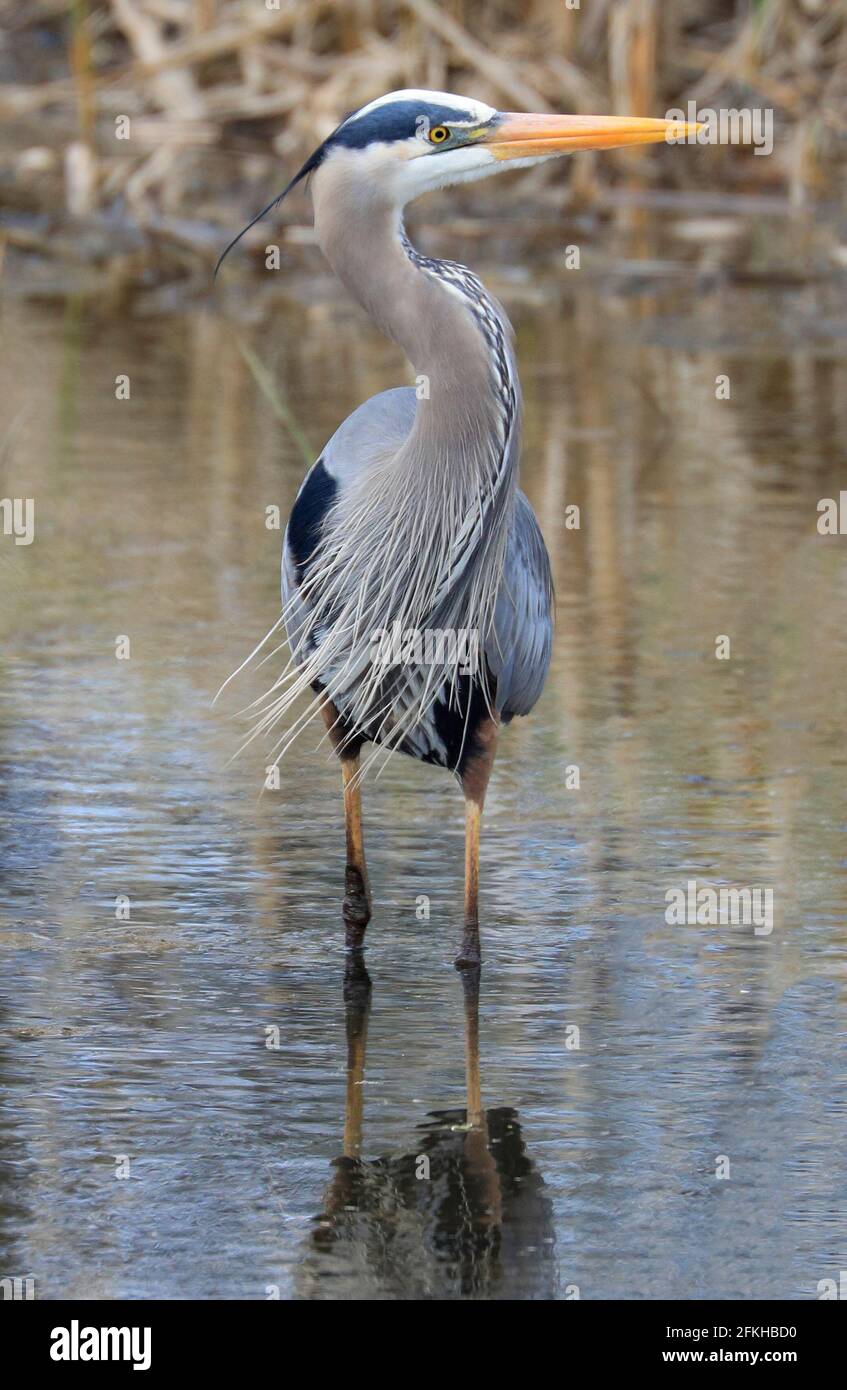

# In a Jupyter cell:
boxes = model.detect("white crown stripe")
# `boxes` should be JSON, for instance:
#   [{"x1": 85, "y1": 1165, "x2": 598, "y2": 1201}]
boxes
[{"x1": 340, "y1": 89, "x2": 496, "y2": 130}]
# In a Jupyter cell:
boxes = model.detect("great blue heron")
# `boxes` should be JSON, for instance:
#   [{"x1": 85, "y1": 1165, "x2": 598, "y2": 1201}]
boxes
[{"x1": 217, "y1": 91, "x2": 697, "y2": 963}]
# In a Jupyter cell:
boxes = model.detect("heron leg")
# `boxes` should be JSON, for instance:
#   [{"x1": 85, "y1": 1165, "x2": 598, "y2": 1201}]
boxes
[
  {"x1": 341, "y1": 754, "x2": 371, "y2": 931},
  {"x1": 320, "y1": 698, "x2": 371, "y2": 940},
  {"x1": 457, "y1": 716, "x2": 499, "y2": 967}
]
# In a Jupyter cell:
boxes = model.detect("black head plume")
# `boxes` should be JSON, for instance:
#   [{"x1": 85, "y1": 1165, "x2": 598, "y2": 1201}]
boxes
[{"x1": 213, "y1": 146, "x2": 324, "y2": 280}]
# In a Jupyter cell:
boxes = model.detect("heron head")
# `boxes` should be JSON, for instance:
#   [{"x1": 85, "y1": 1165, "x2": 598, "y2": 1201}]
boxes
[
  {"x1": 216, "y1": 89, "x2": 700, "y2": 274},
  {"x1": 309, "y1": 89, "x2": 700, "y2": 202}
]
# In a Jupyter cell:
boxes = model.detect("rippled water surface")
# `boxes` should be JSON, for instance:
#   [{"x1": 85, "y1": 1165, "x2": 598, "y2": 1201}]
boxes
[{"x1": 1, "y1": 220, "x2": 846, "y2": 1299}]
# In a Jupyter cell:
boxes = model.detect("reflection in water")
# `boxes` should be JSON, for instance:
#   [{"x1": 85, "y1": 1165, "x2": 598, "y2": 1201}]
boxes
[{"x1": 300, "y1": 958, "x2": 555, "y2": 1300}]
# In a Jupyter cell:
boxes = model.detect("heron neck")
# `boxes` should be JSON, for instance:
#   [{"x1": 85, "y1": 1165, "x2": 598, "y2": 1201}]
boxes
[{"x1": 313, "y1": 193, "x2": 520, "y2": 479}]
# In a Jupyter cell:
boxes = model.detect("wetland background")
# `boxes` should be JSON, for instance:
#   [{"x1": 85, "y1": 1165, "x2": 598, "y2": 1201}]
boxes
[{"x1": 1, "y1": 0, "x2": 846, "y2": 1301}]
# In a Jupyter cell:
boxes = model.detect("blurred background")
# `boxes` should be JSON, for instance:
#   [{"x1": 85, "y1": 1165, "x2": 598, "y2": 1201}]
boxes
[
  {"x1": 1, "y1": 2, "x2": 846, "y2": 1301},
  {"x1": 1, "y1": 0, "x2": 847, "y2": 297}
]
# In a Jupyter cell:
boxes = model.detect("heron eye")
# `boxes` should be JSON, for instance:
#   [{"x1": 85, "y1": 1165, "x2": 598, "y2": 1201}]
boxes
[{"x1": 428, "y1": 125, "x2": 450, "y2": 144}]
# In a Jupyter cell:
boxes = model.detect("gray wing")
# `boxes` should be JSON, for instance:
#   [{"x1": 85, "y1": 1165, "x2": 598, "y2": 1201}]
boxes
[
  {"x1": 282, "y1": 387, "x2": 417, "y2": 662},
  {"x1": 486, "y1": 491, "x2": 554, "y2": 719},
  {"x1": 282, "y1": 388, "x2": 553, "y2": 725}
]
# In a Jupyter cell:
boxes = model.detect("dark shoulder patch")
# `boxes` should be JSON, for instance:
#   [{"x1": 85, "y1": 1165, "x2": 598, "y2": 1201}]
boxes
[{"x1": 287, "y1": 460, "x2": 336, "y2": 581}]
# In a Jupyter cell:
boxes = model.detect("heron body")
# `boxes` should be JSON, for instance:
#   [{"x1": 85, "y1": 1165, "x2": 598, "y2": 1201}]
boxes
[
  {"x1": 218, "y1": 90, "x2": 699, "y2": 960},
  {"x1": 283, "y1": 389, "x2": 553, "y2": 771}
]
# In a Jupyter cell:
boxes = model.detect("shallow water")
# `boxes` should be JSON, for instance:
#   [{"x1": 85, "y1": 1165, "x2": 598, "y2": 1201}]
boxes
[{"x1": 1, "y1": 222, "x2": 846, "y2": 1299}]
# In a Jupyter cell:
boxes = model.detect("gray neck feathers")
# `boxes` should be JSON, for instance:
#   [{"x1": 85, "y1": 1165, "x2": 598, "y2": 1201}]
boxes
[{"x1": 312, "y1": 175, "x2": 520, "y2": 497}]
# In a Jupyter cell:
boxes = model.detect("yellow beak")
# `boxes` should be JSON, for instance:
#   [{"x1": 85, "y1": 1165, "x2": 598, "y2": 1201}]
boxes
[{"x1": 484, "y1": 111, "x2": 702, "y2": 158}]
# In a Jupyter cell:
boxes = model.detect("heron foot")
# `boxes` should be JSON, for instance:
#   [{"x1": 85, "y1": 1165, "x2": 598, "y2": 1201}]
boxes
[
  {"x1": 343, "y1": 945, "x2": 372, "y2": 1003},
  {"x1": 455, "y1": 923, "x2": 481, "y2": 969},
  {"x1": 343, "y1": 864, "x2": 371, "y2": 935}
]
